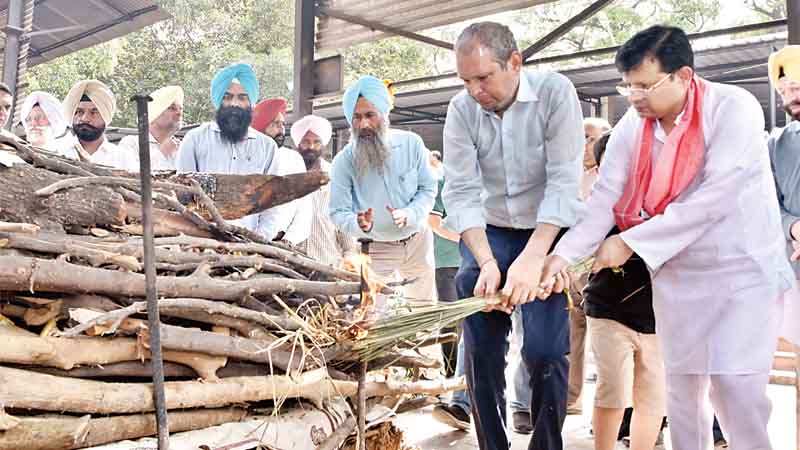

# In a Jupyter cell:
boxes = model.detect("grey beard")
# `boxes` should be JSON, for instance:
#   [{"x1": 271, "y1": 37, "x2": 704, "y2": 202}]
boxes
[{"x1": 352, "y1": 125, "x2": 391, "y2": 179}]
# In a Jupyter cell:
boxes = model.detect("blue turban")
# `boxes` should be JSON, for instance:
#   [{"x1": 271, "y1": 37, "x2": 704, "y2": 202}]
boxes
[
  {"x1": 342, "y1": 75, "x2": 391, "y2": 125},
  {"x1": 210, "y1": 63, "x2": 259, "y2": 109}
]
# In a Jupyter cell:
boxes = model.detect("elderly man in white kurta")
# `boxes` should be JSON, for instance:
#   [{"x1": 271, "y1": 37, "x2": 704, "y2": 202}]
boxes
[{"x1": 542, "y1": 25, "x2": 792, "y2": 450}]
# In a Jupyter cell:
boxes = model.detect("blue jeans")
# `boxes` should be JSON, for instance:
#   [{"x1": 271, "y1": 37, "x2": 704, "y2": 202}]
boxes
[
  {"x1": 450, "y1": 309, "x2": 532, "y2": 414},
  {"x1": 458, "y1": 225, "x2": 570, "y2": 450}
]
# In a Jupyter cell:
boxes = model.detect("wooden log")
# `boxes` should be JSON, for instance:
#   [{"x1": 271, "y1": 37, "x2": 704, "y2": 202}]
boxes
[
  {"x1": 0, "y1": 232, "x2": 140, "y2": 271},
  {"x1": 169, "y1": 172, "x2": 329, "y2": 219},
  {"x1": 0, "y1": 333, "x2": 227, "y2": 380},
  {"x1": 0, "y1": 366, "x2": 466, "y2": 414},
  {"x1": 0, "y1": 163, "x2": 126, "y2": 231},
  {"x1": 0, "y1": 407, "x2": 248, "y2": 450},
  {"x1": 154, "y1": 235, "x2": 360, "y2": 282},
  {"x1": 23, "y1": 361, "x2": 269, "y2": 379},
  {"x1": 0, "y1": 255, "x2": 361, "y2": 301}
]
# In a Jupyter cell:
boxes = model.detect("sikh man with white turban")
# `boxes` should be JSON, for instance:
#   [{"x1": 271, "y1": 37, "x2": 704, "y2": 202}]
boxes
[
  {"x1": 20, "y1": 91, "x2": 67, "y2": 150},
  {"x1": 250, "y1": 98, "x2": 310, "y2": 245},
  {"x1": 768, "y1": 45, "x2": 800, "y2": 347},
  {"x1": 290, "y1": 114, "x2": 355, "y2": 266},
  {"x1": 328, "y1": 75, "x2": 437, "y2": 302},
  {"x1": 176, "y1": 63, "x2": 283, "y2": 240},
  {"x1": 59, "y1": 79, "x2": 136, "y2": 170},
  {"x1": 118, "y1": 85, "x2": 184, "y2": 171}
]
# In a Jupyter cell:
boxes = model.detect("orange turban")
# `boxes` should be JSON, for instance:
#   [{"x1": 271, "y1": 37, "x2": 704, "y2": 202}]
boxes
[{"x1": 251, "y1": 98, "x2": 287, "y2": 132}]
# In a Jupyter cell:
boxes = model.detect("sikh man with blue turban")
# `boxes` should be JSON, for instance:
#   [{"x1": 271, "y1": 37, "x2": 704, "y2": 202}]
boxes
[
  {"x1": 328, "y1": 75, "x2": 438, "y2": 302},
  {"x1": 176, "y1": 63, "x2": 284, "y2": 239}
]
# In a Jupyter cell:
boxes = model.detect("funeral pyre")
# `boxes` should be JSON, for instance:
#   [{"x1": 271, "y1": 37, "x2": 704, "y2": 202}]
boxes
[{"x1": 0, "y1": 136, "x2": 464, "y2": 450}]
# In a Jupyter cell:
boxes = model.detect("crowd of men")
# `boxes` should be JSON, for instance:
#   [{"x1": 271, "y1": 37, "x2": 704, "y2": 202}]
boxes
[{"x1": 5, "y1": 19, "x2": 800, "y2": 450}]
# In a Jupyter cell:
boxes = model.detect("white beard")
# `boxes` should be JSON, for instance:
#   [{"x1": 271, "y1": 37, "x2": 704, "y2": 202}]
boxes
[{"x1": 26, "y1": 126, "x2": 54, "y2": 147}]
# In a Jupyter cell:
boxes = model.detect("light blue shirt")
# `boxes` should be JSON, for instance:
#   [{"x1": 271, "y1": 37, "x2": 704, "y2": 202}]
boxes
[
  {"x1": 442, "y1": 70, "x2": 584, "y2": 233},
  {"x1": 176, "y1": 121, "x2": 283, "y2": 240},
  {"x1": 328, "y1": 128, "x2": 437, "y2": 242}
]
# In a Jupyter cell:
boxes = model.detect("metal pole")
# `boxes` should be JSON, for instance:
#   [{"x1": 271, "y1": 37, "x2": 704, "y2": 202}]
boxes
[
  {"x1": 356, "y1": 237, "x2": 372, "y2": 450},
  {"x1": 132, "y1": 94, "x2": 170, "y2": 449},
  {"x1": 2, "y1": 0, "x2": 24, "y2": 129},
  {"x1": 293, "y1": 0, "x2": 315, "y2": 119},
  {"x1": 770, "y1": 76, "x2": 777, "y2": 130},
  {"x1": 789, "y1": 0, "x2": 800, "y2": 45}
]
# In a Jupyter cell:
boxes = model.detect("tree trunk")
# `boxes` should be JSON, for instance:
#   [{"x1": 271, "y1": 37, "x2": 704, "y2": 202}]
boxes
[
  {"x1": 0, "y1": 164, "x2": 126, "y2": 232},
  {"x1": 0, "y1": 408, "x2": 248, "y2": 450},
  {"x1": 169, "y1": 171, "x2": 329, "y2": 220},
  {"x1": 0, "y1": 255, "x2": 361, "y2": 301},
  {"x1": 0, "y1": 366, "x2": 466, "y2": 414}
]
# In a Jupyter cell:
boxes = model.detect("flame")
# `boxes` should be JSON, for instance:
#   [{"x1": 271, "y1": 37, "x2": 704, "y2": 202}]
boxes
[{"x1": 342, "y1": 252, "x2": 385, "y2": 340}]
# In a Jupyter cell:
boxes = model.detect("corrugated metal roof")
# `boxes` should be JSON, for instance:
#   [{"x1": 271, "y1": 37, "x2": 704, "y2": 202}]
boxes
[
  {"x1": 316, "y1": 0, "x2": 558, "y2": 51},
  {"x1": 314, "y1": 32, "x2": 789, "y2": 129},
  {"x1": 0, "y1": 0, "x2": 170, "y2": 67}
]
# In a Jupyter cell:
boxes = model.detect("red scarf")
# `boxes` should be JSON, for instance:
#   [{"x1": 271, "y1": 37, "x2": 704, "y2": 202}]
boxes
[{"x1": 613, "y1": 76, "x2": 707, "y2": 231}]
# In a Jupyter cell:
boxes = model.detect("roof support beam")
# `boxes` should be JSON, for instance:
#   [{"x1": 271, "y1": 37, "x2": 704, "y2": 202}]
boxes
[
  {"x1": 33, "y1": 5, "x2": 158, "y2": 56},
  {"x1": 522, "y1": 0, "x2": 614, "y2": 61},
  {"x1": 2, "y1": 0, "x2": 24, "y2": 129},
  {"x1": 316, "y1": 6, "x2": 453, "y2": 50},
  {"x1": 293, "y1": 0, "x2": 315, "y2": 119}
]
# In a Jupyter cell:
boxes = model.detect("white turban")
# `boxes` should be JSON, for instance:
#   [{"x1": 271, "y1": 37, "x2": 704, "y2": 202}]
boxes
[
  {"x1": 63, "y1": 80, "x2": 116, "y2": 126},
  {"x1": 290, "y1": 115, "x2": 333, "y2": 147},
  {"x1": 20, "y1": 91, "x2": 66, "y2": 137},
  {"x1": 148, "y1": 85, "x2": 184, "y2": 122}
]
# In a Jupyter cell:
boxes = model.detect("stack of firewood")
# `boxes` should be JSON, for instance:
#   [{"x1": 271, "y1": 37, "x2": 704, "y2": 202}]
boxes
[{"x1": 0, "y1": 138, "x2": 461, "y2": 450}]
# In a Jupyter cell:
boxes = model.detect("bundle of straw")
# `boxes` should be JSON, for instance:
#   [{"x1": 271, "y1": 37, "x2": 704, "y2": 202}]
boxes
[{"x1": 349, "y1": 296, "x2": 492, "y2": 361}]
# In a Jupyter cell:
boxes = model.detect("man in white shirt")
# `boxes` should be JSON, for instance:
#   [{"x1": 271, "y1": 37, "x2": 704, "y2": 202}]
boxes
[
  {"x1": 290, "y1": 114, "x2": 355, "y2": 265},
  {"x1": 542, "y1": 25, "x2": 793, "y2": 450},
  {"x1": 118, "y1": 85, "x2": 184, "y2": 171},
  {"x1": 250, "y1": 97, "x2": 310, "y2": 245},
  {"x1": 58, "y1": 79, "x2": 136, "y2": 170}
]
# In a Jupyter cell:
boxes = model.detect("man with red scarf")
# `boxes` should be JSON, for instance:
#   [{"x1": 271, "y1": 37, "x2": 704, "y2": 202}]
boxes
[{"x1": 542, "y1": 25, "x2": 792, "y2": 449}]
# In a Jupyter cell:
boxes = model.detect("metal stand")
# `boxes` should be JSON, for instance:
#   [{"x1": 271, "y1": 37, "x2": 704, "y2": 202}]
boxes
[{"x1": 132, "y1": 94, "x2": 169, "y2": 449}]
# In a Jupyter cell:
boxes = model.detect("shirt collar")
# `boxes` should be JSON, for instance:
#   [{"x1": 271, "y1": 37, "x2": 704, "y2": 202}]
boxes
[{"x1": 516, "y1": 72, "x2": 537, "y2": 103}]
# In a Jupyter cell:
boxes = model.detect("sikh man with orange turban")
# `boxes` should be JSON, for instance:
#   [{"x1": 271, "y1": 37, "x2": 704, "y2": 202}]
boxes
[{"x1": 250, "y1": 98, "x2": 311, "y2": 245}]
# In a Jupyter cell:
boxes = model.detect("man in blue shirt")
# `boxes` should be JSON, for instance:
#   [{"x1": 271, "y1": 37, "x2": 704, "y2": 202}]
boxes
[
  {"x1": 443, "y1": 22, "x2": 584, "y2": 450},
  {"x1": 329, "y1": 75, "x2": 437, "y2": 302}
]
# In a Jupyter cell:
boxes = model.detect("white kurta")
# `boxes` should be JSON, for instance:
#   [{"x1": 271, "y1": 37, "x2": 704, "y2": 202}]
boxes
[{"x1": 555, "y1": 81, "x2": 793, "y2": 375}]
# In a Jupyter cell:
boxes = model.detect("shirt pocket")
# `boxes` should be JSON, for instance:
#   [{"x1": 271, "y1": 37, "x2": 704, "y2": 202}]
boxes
[{"x1": 397, "y1": 172, "x2": 418, "y2": 203}]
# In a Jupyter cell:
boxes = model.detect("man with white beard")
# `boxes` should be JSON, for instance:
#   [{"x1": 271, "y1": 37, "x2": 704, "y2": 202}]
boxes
[
  {"x1": 328, "y1": 75, "x2": 437, "y2": 302},
  {"x1": 20, "y1": 91, "x2": 67, "y2": 150}
]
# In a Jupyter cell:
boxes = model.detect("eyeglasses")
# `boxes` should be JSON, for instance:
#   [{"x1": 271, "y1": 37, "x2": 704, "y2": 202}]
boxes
[
  {"x1": 616, "y1": 73, "x2": 673, "y2": 97},
  {"x1": 301, "y1": 141, "x2": 323, "y2": 149}
]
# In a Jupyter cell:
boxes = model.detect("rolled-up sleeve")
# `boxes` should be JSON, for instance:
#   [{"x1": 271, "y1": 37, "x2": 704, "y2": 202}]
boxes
[
  {"x1": 536, "y1": 74, "x2": 585, "y2": 228},
  {"x1": 442, "y1": 100, "x2": 485, "y2": 233}
]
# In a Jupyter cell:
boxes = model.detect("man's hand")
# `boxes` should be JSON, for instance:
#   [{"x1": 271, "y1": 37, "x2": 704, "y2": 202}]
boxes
[
  {"x1": 791, "y1": 240, "x2": 800, "y2": 262},
  {"x1": 792, "y1": 220, "x2": 800, "y2": 241},
  {"x1": 501, "y1": 252, "x2": 545, "y2": 306},
  {"x1": 592, "y1": 235, "x2": 633, "y2": 273},
  {"x1": 386, "y1": 205, "x2": 409, "y2": 228},
  {"x1": 538, "y1": 254, "x2": 571, "y2": 299},
  {"x1": 357, "y1": 208, "x2": 374, "y2": 232},
  {"x1": 473, "y1": 259, "x2": 511, "y2": 314}
]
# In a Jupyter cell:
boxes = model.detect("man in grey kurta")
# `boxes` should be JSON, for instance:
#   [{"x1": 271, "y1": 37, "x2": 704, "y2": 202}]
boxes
[
  {"x1": 176, "y1": 63, "x2": 282, "y2": 240},
  {"x1": 768, "y1": 45, "x2": 800, "y2": 345}
]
